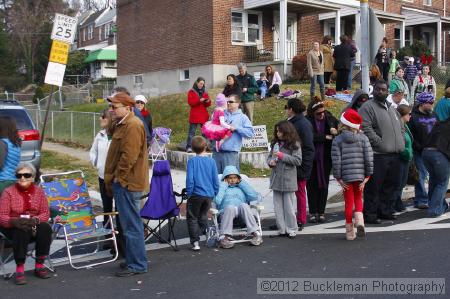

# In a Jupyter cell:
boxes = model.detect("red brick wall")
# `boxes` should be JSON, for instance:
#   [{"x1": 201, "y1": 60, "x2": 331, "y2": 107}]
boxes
[
  {"x1": 298, "y1": 15, "x2": 323, "y2": 55},
  {"x1": 211, "y1": 0, "x2": 244, "y2": 65},
  {"x1": 117, "y1": 0, "x2": 214, "y2": 75}
]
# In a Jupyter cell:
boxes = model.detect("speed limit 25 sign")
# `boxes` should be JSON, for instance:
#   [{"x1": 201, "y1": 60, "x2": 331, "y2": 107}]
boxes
[{"x1": 51, "y1": 13, "x2": 78, "y2": 44}]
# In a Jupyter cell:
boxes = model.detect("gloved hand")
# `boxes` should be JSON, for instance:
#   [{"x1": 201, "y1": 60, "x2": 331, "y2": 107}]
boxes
[
  {"x1": 276, "y1": 151, "x2": 284, "y2": 160},
  {"x1": 10, "y1": 218, "x2": 33, "y2": 231}
]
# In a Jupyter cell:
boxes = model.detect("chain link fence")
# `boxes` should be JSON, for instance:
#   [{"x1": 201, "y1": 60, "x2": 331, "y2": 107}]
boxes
[{"x1": 28, "y1": 109, "x2": 99, "y2": 148}]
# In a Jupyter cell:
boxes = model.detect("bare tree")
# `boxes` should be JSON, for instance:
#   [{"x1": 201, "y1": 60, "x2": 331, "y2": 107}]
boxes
[{"x1": 8, "y1": 0, "x2": 69, "y2": 82}]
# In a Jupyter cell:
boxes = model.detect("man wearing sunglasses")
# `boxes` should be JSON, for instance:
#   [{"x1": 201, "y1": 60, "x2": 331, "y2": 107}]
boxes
[
  {"x1": 104, "y1": 92, "x2": 149, "y2": 277},
  {"x1": 212, "y1": 94, "x2": 253, "y2": 174}
]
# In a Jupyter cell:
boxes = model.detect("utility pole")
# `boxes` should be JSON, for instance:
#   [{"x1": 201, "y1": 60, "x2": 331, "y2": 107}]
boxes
[{"x1": 360, "y1": 0, "x2": 370, "y2": 93}]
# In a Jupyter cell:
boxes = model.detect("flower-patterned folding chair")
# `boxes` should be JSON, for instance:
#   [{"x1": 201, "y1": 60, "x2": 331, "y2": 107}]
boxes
[{"x1": 40, "y1": 170, "x2": 118, "y2": 269}]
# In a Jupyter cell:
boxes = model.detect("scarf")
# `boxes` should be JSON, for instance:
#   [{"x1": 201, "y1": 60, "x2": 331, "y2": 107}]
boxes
[
  {"x1": 192, "y1": 85, "x2": 205, "y2": 97},
  {"x1": 16, "y1": 183, "x2": 35, "y2": 213},
  {"x1": 140, "y1": 108, "x2": 149, "y2": 117}
]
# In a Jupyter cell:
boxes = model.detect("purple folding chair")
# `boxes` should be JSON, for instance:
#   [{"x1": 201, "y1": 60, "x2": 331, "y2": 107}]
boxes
[{"x1": 140, "y1": 160, "x2": 186, "y2": 251}]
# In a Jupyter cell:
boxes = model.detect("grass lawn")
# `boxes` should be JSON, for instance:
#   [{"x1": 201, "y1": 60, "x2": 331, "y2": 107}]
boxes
[
  {"x1": 64, "y1": 83, "x2": 349, "y2": 148},
  {"x1": 41, "y1": 150, "x2": 99, "y2": 190},
  {"x1": 56, "y1": 82, "x2": 448, "y2": 151}
]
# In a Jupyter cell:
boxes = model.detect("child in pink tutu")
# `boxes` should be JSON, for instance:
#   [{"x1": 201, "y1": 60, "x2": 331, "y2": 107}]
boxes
[{"x1": 202, "y1": 93, "x2": 233, "y2": 151}]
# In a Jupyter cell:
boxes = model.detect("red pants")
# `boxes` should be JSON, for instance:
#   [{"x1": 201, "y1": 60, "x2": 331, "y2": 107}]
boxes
[
  {"x1": 344, "y1": 181, "x2": 363, "y2": 223},
  {"x1": 295, "y1": 179, "x2": 307, "y2": 224}
]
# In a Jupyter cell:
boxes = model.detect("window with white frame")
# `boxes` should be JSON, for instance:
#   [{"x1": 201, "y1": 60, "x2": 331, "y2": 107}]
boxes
[
  {"x1": 88, "y1": 25, "x2": 93, "y2": 40},
  {"x1": 104, "y1": 23, "x2": 111, "y2": 39},
  {"x1": 105, "y1": 61, "x2": 116, "y2": 68},
  {"x1": 82, "y1": 28, "x2": 86, "y2": 41},
  {"x1": 394, "y1": 27, "x2": 413, "y2": 50},
  {"x1": 423, "y1": 0, "x2": 432, "y2": 5},
  {"x1": 231, "y1": 10, "x2": 262, "y2": 45},
  {"x1": 134, "y1": 74, "x2": 143, "y2": 85},
  {"x1": 98, "y1": 26, "x2": 102, "y2": 41},
  {"x1": 180, "y1": 69, "x2": 189, "y2": 81}
]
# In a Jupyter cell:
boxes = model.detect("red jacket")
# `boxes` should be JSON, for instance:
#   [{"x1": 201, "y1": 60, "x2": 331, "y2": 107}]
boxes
[
  {"x1": 188, "y1": 89, "x2": 211, "y2": 124},
  {"x1": 0, "y1": 184, "x2": 50, "y2": 228}
]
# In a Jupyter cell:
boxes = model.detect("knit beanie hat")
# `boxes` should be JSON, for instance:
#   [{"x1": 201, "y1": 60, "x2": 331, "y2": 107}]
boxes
[
  {"x1": 416, "y1": 92, "x2": 434, "y2": 105},
  {"x1": 216, "y1": 93, "x2": 227, "y2": 108},
  {"x1": 340, "y1": 108, "x2": 362, "y2": 130}
]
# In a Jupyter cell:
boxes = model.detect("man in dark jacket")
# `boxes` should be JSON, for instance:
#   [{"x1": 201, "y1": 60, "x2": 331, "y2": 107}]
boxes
[
  {"x1": 286, "y1": 98, "x2": 315, "y2": 230},
  {"x1": 333, "y1": 35, "x2": 354, "y2": 91},
  {"x1": 236, "y1": 63, "x2": 258, "y2": 123},
  {"x1": 359, "y1": 81, "x2": 405, "y2": 224},
  {"x1": 407, "y1": 92, "x2": 437, "y2": 209}
]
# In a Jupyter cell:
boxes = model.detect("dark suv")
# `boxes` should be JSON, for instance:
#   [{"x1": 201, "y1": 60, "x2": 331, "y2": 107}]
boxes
[{"x1": 0, "y1": 99, "x2": 41, "y2": 171}]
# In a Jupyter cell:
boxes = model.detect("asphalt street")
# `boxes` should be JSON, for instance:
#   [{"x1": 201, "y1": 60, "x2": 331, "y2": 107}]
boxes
[{"x1": 2, "y1": 207, "x2": 450, "y2": 299}]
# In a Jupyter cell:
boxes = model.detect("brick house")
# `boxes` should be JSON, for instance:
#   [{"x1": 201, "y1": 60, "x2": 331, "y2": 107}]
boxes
[
  {"x1": 77, "y1": 6, "x2": 117, "y2": 81},
  {"x1": 116, "y1": 0, "x2": 450, "y2": 96}
]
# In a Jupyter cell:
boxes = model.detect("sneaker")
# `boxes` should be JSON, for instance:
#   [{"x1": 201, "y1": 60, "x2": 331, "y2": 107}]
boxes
[
  {"x1": 219, "y1": 237, "x2": 234, "y2": 249},
  {"x1": 115, "y1": 269, "x2": 146, "y2": 277},
  {"x1": 34, "y1": 268, "x2": 51, "y2": 279},
  {"x1": 191, "y1": 241, "x2": 200, "y2": 251},
  {"x1": 14, "y1": 272, "x2": 26, "y2": 285},
  {"x1": 250, "y1": 233, "x2": 263, "y2": 246},
  {"x1": 287, "y1": 232, "x2": 296, "y2": 239},
  {"x1": 318, "y1": 214, "x2": 326, "y2": 223},
  {"x1": 297, "y1": 223, "x2": 303, "y2": 231},
  {"x1": 308, "y1": 215, "x2": 318, "y2": 223}
]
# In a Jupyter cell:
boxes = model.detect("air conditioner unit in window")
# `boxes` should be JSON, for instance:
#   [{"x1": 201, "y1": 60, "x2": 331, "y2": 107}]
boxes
[{"x1": 232, "y1": 31, "x2": 245, "y2": 42}]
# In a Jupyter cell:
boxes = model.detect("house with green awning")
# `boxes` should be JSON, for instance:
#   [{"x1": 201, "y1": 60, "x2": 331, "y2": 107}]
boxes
[{"x1": 84, "y1": 44, "x2": 117, "y2": 81}]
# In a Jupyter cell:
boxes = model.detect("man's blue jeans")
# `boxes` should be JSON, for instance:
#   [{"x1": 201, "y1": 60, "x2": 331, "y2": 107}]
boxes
[
  {"x1": 310, "y1": 75, "x2": 325, "y2": 98},
  {"x1": 212, "y1": 150, "x2": 239, "y2": 174},
  {"x1": 413, "y1": 151, "x2": 429, "y2": 207},
  {"x1": 422, "y1": 149, "x2": 450, "y2": 217},
  {"x1": 113, "y1": 182, "x2": 148, "y2": 272}
]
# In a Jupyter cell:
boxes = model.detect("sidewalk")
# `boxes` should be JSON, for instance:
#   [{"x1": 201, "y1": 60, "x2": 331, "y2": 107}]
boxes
[{"x1": 42, "y1": 141, "x2": 344, "y2": 218}]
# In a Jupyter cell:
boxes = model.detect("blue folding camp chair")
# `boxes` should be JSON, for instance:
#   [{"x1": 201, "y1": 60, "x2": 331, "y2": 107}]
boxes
[
  {"x1": 140, "y1": 160, "x2": 186, "y2": 251},
  {"x1": 40, "y1": 170, "x2": 119, "y2": 269}
]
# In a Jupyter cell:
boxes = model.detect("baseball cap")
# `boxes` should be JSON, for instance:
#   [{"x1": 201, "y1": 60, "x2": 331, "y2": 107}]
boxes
[{"x1": 134, "y1": 95, "x2": 148, "y2": 104}]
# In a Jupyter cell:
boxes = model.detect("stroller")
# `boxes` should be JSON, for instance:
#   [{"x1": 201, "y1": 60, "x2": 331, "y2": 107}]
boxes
[{"x1": 149, "y1": 127, "x2": 172, "y2": 162}]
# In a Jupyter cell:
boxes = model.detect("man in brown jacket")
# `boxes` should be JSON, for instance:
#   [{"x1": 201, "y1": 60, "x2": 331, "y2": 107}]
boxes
[{"x1": 104, "y1": 92, "x2": 149, "y2": 277}]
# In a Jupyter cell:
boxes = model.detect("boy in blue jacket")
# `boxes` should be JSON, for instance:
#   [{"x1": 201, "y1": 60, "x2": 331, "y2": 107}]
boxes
[
  {"x1": 214, "y1": 165, "x2": 262, "y2": 249},
  {"x1": 186, "y1": 136, "x2": 219, "y2": 251}
]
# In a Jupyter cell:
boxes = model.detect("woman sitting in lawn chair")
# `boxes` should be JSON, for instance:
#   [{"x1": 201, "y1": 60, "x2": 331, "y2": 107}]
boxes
[
  {"x1": 0, "y1": 163, "x2": 52, "y2": 285},
  {"x1": 213, "y1": 165, "x2": 263, "y2": 249}
]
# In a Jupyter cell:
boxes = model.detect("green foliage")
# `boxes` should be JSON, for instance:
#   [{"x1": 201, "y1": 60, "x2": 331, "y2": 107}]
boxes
[
  {"x1": 65, "y1": 51, "x2": 89, "y2": 85},
  {"x1": 397, "y1": 40, "x2": 430, "y2": 61},
  {"x1": 0, "y1": 21, "x2": 25, "y2": 92},
  {"x1": 33, "y1": 86, "x2": 45, "y2": 104}
]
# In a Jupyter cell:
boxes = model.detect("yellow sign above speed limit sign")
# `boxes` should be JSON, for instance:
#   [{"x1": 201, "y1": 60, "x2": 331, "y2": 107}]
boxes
[{"x1": 51, "y1": 13, "x2": 78, "y2": 44}]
